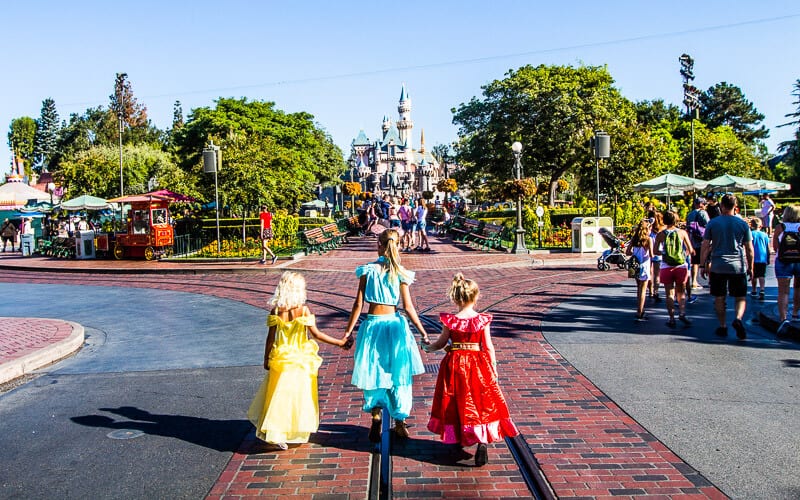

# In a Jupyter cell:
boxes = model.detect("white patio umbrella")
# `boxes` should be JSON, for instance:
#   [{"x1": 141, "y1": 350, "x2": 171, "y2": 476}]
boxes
[
  {"x1": 704, "y1": 174, "x2": 760, "y2": 192},
  {"x1": 59, "y1": 194, "x2": 112, "y2": 211},
  {"x1": 633, "y1": 173, "x2": 708, "y2": 193},
  {"x1": 648, "y1": 186, "x2": 687, "y2": 207}
]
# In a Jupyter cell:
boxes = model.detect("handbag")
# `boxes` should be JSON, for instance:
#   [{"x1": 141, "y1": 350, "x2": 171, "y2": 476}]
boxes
[{"x1": 627, "y1": 257, "x2": 640, "y2": 278}]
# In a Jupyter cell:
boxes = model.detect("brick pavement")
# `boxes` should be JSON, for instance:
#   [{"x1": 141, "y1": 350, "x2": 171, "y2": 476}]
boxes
[
  {"x1": 0, "y1": 317, "x2": 83, "y2": 384},
  {"x1": 0, "y1": 237, "x2": 728, "y2": 499}
]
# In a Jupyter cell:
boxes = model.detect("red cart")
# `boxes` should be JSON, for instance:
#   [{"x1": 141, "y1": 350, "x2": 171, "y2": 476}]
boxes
[{"x1": 109, "y1": 194, "x2": 174, "y2": 260}]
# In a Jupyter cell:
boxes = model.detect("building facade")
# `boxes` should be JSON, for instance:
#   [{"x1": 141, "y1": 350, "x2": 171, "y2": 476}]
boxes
[{"x1": 348, "y1": 85, "x2": 442, "y2": 199}]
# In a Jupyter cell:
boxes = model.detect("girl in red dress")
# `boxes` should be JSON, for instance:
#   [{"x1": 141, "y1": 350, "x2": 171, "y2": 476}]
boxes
[{"x1": 424, "y1": 273, "x2": 519, "y2": 466}]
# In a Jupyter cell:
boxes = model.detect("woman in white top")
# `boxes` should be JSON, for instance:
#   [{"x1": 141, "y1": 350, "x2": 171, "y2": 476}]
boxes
[{"x1": 626, "y1": 220, "x2": 654, "y2": 321}]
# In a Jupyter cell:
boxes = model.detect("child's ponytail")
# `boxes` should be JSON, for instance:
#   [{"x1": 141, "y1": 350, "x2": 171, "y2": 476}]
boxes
[
  {"x1": 448, "y1": 273, "x2": 480, "y2": 306},
  {"x1": 379, "y1": 228, "x2": 410, "y2": 282}
]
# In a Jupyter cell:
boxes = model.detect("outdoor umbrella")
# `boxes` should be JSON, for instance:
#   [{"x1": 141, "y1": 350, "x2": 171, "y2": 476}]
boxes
[
  {"x1": 59, "y1": 194, "x2": 112, "y2": 211},
  {"x1": 633, "y1": 173, "x2": 708, "y2": 192},
  {"x1": 704, "y1": 174, "x2": 760, "y2": 192}
]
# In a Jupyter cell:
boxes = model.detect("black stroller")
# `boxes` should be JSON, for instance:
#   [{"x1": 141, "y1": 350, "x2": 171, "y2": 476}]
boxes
[{"x1": 597, "y1": 227, "x2": 636, "y2": 271}]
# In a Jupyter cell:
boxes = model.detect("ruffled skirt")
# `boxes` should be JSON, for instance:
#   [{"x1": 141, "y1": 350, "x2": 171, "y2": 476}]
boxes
[
  {"x1": 427, "y1": 350, "x2": 519, "y2": 446},
  {"x1": 351, "y1": 313, "x2": 425, "y2": 420},
  {"x1": 247, "y1": 344, "x2": 322, "y2": 444}
]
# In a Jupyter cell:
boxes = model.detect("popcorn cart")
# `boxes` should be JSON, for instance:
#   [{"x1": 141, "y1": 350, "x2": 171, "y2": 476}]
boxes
[{"x1": 108, "y1": 194, "x2": 174, "y2": 260}]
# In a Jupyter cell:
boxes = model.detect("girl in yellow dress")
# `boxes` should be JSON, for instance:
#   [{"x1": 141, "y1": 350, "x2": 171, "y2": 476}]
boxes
[{"x1": 248, "y1": 271, "x2": 352, "y2": 449}]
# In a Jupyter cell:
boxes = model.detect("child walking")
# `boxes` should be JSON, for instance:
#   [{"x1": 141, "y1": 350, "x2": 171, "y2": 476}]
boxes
[
  {"x1": 424, "y1": 274, "x2": 519, "y2": 467},
  {"x1": 248, "y1": 271, "x2": 352, "y2": 449},
  {"x1": 749, "y1": 217, "x2": 770, "y2": 300},
  {"x1": 345, "y1": 228, "x2": 430, "y2": 441},
  {"x1": 626, "y1": 220, "x2": 654, "y2": 321}
]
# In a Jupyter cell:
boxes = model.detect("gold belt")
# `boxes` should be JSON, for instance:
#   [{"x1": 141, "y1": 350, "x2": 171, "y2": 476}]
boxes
[{"x1": 450, "y1": 342, "x2": 480, "y2": 351}]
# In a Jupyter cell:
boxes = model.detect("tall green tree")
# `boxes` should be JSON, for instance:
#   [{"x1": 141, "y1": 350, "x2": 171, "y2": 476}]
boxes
[
  {"x1": 679, "y1": 121, "x2": 767, "y2": 180},
  {"x1": 50, "y1": 107, "x2": 117, "y2": 169},
  {"x1": 33, "y1": 97, "x2": 60, "y2": 172},
  {"x1": 57, "y1": 143, "x2": 192, "y2": 199},
  {"x1": 634, "y1": 99, "x2": 681, "y2": 128},
  {"x1": 108, "y1": 73, "x2": 164, "y2": 147},
  {"x1": 8, "y1": 117, "x2": 37, "y2": 175},
  {"x1": 173, "y1": 97, "x2": 346, "y2": 212},
  {"x1": 778, "y1": 79, "x2": 800, "y2": 172},
  {"x1": 452, "y1": 64, "x2": 637, "y2": 204},
  {"x1": 699, "y1": 82, "x2": 768, "y2": 146}
]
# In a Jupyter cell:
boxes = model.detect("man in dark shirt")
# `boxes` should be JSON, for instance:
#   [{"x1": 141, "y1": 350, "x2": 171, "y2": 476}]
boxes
[{"x1": 705, "y1": 195, "x2": 721, "y2": 219}]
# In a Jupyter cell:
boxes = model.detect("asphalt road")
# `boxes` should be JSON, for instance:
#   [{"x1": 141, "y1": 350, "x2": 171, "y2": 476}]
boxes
[{"x1": 542, "y1": 279, "x2": 800, "y2": 499}]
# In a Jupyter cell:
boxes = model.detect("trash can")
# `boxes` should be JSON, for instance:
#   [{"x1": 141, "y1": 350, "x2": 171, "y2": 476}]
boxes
[
  {"x1": 20, "y1": 234, "x2": 35, "y2": 256},
  {"x1": 571, "y1": 217, "x2": 614, "y2": 253},
  {"x1": 75, "y1": 231, "x2": 96, "y2": 259}
]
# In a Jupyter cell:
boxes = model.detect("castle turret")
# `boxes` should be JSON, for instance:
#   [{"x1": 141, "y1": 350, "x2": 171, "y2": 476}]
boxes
[{"x1": 397, "y1": 84, "x2": 413, "y2": 153}]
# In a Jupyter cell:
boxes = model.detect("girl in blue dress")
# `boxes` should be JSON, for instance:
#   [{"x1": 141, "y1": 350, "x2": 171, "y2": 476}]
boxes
[{"x1": 343, "y1": 228, "x2": 430, "y2": 441}]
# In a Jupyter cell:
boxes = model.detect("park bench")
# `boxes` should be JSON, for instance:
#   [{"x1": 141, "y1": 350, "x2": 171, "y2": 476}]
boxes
[
  {"x1": 450, "y1": 218, "x2": 480, "y2": 243},
  {"x1": 302, "y1": 227, "x2": 333, "y2": 255},
  {"x1": 322, "y1": 222, "x2": 348, "y2": 246},
  {"x1": 467, "y1": 222, "x2": 509, "y2": 252}
]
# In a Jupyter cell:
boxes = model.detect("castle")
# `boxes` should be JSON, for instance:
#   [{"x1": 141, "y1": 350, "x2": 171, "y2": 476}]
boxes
[{"x1": 348, "y1": 84, "x2": 442, "y2": 198}]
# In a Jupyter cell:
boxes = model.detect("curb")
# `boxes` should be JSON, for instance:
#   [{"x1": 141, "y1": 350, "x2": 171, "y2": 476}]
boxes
[{"x1": 0, "y1": 320, "x2": 85, "y2": 385}]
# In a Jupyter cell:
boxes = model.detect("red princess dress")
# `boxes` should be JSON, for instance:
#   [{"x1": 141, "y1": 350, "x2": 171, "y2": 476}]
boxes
[{"x1": 427, "y1": 312, "x2": 519, "y2": 446}]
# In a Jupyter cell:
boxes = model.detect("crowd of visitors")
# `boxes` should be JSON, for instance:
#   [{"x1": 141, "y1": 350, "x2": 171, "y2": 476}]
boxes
[{"x1": 626, "y1": 193, "x2": 800, "y2": 341}]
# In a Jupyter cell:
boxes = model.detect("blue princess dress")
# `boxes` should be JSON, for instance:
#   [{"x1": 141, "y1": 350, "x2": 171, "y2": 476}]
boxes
[{"x1": 350, "y1": 257, "x2": 425, "y2": 420}]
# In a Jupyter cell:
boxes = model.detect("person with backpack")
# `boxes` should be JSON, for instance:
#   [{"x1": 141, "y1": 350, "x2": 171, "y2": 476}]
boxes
[
  {"x1": 699, "y1": 194, "x2": 753, "y2": 340},
  {"x1": 654, "y1": 210, "x2": 694, "y2": 328},
  {"x1": 686, "y1": 197, "x2": 710, "y2": 294},
  {"x1": 772, "y1": 205, "x2": 800, "y2": 335}
]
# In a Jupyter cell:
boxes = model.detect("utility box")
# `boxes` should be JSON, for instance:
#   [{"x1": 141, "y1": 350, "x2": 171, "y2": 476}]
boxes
[
  {"x1": 20, "y1": 234, "x2": 35, "y2": 256},
  {"x1": 571, "y1": 217, "x2": 614, "y2": 253},
  {"x1": 75, "y1": 231, "x2": 96, "y2": 259}
]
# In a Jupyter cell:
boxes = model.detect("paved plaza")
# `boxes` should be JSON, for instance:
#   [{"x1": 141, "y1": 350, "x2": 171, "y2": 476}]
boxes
[{"x1": 0, "y1": 235, "x2": 798, "y2": 499}]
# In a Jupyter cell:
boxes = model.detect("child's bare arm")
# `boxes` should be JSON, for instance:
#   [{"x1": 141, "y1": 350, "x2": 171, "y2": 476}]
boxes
[
  {"x1": 399, "y1": 282, "x2": 429, "y2": 343},
  {"x1": 263, "y1": 324, "x2": 276, "y2": 370},
  {"x1": 343, "y1": 277, "x2": 366, "y2": 337},
  {"x1": 483, "y1": 324, "x2": 497, "y2": 374},
  {"x1": 303, "y1": 306, "x2": 352, "y2": 348},
  {"x1": 425, "y1": 326, "x2": 451, "y2": 352}
]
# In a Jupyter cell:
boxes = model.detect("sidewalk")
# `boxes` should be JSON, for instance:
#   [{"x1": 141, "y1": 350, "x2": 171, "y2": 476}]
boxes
[{"x1": 0, "y1": 317, "x2": 84, "y2": 386}]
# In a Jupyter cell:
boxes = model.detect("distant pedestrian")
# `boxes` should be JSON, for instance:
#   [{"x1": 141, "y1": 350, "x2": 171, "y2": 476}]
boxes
[
  {"x1": 700, "y1": 194, "x2": 753, "y2": 339},
  {"x1": 259, "y1": 206, "x2": 277, "y2": 265},
  {"x1": 761, "y1": 193, "x2": 776, "y2": 235},
  {"x1": 626, "y1": 220, "x2": 654, "y2": 321},
  {"x1": 706, "y1": 195, "x2": 721, "y2": 219},
  {"x1": 247, "y1": 271, "x2": 352, "y2": 450},
  {"x1": 1, "y1": 218, "x2": 17, "y2": 252},
  {"x1": 686, "y1": 197, "x2": 709, "y2": 291},
  {"x1": 647, "y1": 211, "x2": 664, "y2": 303},
  {"x1": 415, "y1": 198, "x2": 430, "y2": 252},
  {"x1": 772, "y1": 205, "x2": 800, "y2": 334},
  {"x1": 344, "y1": 228, "x2": 429, "y2": 442},
  {"x1": 398, "y1": 198, "x2": 413, "y2": 251},
  {"x1": 749, "y1": 217, "x2": 769, "y2": 300},
  {"x1": 424, "y1": 273, "x2": 519, "y2": 466},
  {"x1": 654, "y1": 210, "x2": 694, "y2": 328}
]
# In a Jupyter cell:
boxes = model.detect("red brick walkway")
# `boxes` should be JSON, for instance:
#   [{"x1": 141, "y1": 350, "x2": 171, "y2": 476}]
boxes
[
  {"x1": 0, "y1": 317, "x2": 73, "y2": 362},
  {"x1": 0, "y1": 237, "x2": 727, "y2": 499}
]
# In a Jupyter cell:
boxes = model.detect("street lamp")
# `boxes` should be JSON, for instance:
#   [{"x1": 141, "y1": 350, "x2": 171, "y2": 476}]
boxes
[
  {"x1": 593, "y1": 131, "x2": 610, "y2": 218},
  {"x1": 203, "y1": 141, "x2": 221, "y2": 254},
  {"x1": 679, "y1": 53, "x2": 700, "y2": 179},
  {"x1": 511, "y1": 141, "x2": 527, "y2": 254}
]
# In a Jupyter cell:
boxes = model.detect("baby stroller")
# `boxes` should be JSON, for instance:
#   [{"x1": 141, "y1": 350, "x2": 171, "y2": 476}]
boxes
[{"x1": 597, "y1": 227, "x2": 635, "y2": 271}]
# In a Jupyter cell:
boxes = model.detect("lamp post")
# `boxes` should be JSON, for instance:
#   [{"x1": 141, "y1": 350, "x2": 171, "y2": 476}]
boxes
[
  {"x1": 511, "y1": 141, "x2": 527, "y2": 254},
  {"x1": 679, "y1": 53, "x2": 700, "y2": 179},
  {"x1": 593, "y1": 131, "x2": 610, "y2": 218},
  {"x1": 202, "y1": 141, "x2": 221, "y2": 254}
]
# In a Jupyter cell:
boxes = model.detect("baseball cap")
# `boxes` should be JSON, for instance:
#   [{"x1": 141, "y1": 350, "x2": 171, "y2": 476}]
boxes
[{"x1": 694, "y1": 197, "x2": 706, "y2": 206}]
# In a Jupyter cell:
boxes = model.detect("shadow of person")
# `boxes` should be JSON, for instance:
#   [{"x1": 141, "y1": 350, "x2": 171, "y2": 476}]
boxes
[{"x1": 70, "y1": 406, "x2": 251, "y2": 453}]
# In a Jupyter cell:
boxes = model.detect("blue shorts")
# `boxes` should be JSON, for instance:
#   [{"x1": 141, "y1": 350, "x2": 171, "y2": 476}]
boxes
[
  {"x1": 774, "y1": 259, "x2": 800, "y2": 279},
  {"x1": 416, "y1": 221, "x2": 426, "y2": 231},
  {"x1": 401, "y1": 221, "x2": 413, "y2": 231}
]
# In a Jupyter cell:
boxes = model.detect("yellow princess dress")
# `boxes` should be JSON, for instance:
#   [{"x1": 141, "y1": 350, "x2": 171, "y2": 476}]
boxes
[{"x1": 247, "y1": 314, "x2": 323, "y2": 444}]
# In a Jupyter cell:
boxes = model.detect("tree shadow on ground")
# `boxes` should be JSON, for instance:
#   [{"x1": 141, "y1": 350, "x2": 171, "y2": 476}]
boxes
[{"x1": 70, "y1": 406, "x2": 251, "y2": 452}]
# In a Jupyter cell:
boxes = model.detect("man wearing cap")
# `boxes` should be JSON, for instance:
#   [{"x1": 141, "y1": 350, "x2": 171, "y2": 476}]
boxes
[{"x1": 686, "y1": 197, "x2": 710, "y2": 294}]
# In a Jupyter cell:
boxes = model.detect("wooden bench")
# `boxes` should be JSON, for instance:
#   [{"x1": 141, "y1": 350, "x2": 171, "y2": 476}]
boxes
[
  {"x1": 468, "y1": 223, "x2": 508, "y2": 252},
  {"x1": 302, "y1": 227, "x2": 333, "y2": 255},
  {"x1": 322, "y1": 222, "x2": 348, "y2": 245},
  {"x1": 450, "y1": 218, "x2": 480, "y2": 242}
]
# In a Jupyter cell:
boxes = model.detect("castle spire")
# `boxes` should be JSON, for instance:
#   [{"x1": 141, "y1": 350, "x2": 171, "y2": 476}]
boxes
[{"x1": 419, "y1": 129, "x2": 426, "y2": 153}]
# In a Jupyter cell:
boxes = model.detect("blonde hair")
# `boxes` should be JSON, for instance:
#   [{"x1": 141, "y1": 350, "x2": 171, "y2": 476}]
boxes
[
  {"x1": 631, "y1": 221, "x2": 650, "y2": 247},
  {"x1": 782, "y1": 205, "x2": 800, "y2": 223},
  {"x1": 269, "y1": 271, "x2": 307, "y2": 310},
  {"x1": 749, "y1": 217, "x2": 762, "y2": 230},
  {"x1": 448, "y1": 273, "x2": 480, "y2": 306},
  {"x1": 379, "y1": 228, "x2": 412, "y2": 282}
]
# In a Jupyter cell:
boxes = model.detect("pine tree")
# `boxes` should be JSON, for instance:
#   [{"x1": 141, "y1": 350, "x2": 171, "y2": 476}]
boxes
[
  {"x1": 699, "y1": 82, "x2": 768, "y2": 145},
  {"x1": 33, "y1": 97, "x2": 60, "y2": 172},
  {"x1": 172, "y1": 100, "x2": 184, "y2": 131},
  {"x1": 778, "y1": 79, "x2": 800, "y2": 170},
  {"x1": 109, "y1": 72, "x2": 148, "y2": 129}
]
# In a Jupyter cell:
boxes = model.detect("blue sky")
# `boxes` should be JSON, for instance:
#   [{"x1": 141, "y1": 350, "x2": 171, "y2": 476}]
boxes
[{"x1": 2, "y1": 1, "x2": 798, "y2": 174}]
